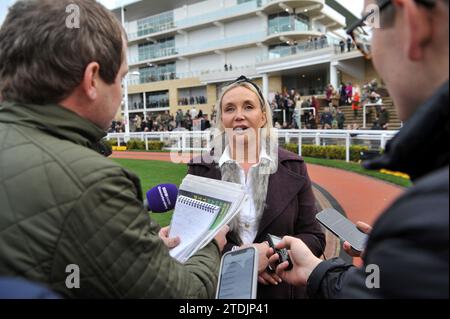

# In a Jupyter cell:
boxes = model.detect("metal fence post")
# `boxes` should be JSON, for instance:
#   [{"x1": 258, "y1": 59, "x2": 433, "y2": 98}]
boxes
[
  {"x1": 381, "y1": 134, "x2": 386, "y2": 150},
  {"x1": 182, "y1": 133, "x2": 186, "y2": 152},
  {"x1": 206, "y1": 132, "x2": 211, "y2": 150},
  {"x1": 298, "y1": 130, "x2": 302, "y2": 157},
  {"x1": 346, "y1": 132, "x2": 351, "y2": 162},
  {"x1": 363, "y1": 104, "x2": 367, "y2": 128}
]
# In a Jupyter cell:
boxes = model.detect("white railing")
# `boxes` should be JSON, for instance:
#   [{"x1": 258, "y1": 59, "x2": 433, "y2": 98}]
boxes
[
  {"x1": 278, "y1": 129, "x2": 398, "y2": 162},
  {"x1": 106, "y1": 129, "x2": 398, "y2": 162}
]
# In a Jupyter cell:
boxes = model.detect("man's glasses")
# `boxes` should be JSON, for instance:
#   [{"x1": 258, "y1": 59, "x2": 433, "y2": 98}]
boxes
[
  {"x1": 229, "y1": 75, "x2": 265, "y2": 104},
  {"x1": 346, "y1": 0, "x2": 436, "y2": 59}
]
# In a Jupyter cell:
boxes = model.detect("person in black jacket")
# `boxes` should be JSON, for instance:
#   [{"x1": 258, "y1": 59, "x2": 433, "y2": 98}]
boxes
[{"x1": 270, "y1": 0, "x2": 449, "y2": 299}]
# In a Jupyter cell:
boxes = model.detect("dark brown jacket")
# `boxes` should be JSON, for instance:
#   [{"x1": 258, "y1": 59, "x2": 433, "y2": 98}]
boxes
[{"x1": 188, "y1": 147, "x2": 325, "y2": 299}]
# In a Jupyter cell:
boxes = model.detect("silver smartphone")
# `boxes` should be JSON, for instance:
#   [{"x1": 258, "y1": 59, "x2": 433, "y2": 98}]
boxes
[
  {"x1": 316, "y1": 208, "x2": 368, "y2": 253},
  {"x1": 216, "y1": 246, "x2": 258, "y2": 299}
]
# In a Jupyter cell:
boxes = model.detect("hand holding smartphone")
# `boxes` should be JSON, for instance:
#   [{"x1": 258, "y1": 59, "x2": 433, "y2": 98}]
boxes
[
  {"x1": 266, "y1": 234, "x2": 293, "y2": 271},
  {"x1": 316, "y1": 208, "x2": 369, "y2": 253},
  {"x1": 216, "y1": 246, "x2": 258, "y2": 299}
]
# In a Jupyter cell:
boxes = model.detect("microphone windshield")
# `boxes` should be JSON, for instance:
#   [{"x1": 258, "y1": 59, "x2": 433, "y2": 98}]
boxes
[{"x1": 146, "y1": 184, "x2": 178, "y2": 213}]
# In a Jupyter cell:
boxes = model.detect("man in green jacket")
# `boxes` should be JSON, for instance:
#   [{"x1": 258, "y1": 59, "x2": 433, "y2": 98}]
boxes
[{"x1": 0, "y1": 0, "x2": 227, "y2": 298}]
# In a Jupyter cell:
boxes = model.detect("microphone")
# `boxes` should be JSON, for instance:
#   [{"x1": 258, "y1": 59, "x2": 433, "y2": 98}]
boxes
[{"x1": 144, "y1": 184, "x2": 178, "y2": 213}]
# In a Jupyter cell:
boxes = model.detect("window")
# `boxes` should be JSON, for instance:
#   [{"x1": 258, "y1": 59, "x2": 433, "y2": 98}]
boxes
[
  {"x1": 137, "y1": 11, "x2": 174, "y2": 37},
  {"x1": 268, "y1": 12, "x2": 310, "y2": 34},
  {"x1": 139, "y1": 63, "x2": 176, "y2": 83},
  {"x1": 146, "y1": 91, "x2": 170, "y2": 109},
  {"x1": 178, "y1": 87, "x2": 207, "y2": 106},
  {"x1": 138, "y1": 37, "x2": 176, "y2": 61}
]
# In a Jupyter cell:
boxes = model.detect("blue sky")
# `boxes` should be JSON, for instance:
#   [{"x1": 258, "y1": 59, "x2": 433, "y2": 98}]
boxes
[{"x1": 0, "y1": 0, "x2": 364, "y2": 27}]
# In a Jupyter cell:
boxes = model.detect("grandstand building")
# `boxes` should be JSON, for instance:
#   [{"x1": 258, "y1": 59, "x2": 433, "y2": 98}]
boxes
[{"x1": 112, "y1": 0, "x2": 394, "y2": 128}]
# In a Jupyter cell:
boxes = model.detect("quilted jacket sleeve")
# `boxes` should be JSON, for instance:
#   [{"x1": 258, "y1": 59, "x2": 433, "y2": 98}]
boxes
[{"x1": 52, "y1": 169, "x2": 220, "y2": 299}]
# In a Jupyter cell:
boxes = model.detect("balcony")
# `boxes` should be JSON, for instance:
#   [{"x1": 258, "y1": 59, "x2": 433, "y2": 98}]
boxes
[
  {"x1": 127, "y1": 65, "x2": 259, "y2": 86},
  {"x1": 177, "y1": 31, "x2": 266, "y2": 57},
  {"x1": 265, "y1": 17, "x2": 319, "y2": 45},
  {"x1": 129, "y1": 24, "x2": 328, "y2": 67},
  {"x1": 127, "y1": 10, "x2": 176, "y2": 42},
  {"x1": 128, "y1": 70, "x2": 205, "y2": 86},
  {"x1": 256, "y1": 37, "x2": 336, "y2": 73},
  {"x1": 177, "y1": 0, "x2": 260, "y2": 30},
  {"x1": 260, "y1": 0, "x2": 324, "y2": 14},
  {"x1": 199, "y1": 65, "x2": 259, "y2": 84},
  {"x1": 130, "y1": 47, "x2": 178, "y2": 65},
  {"x1": 261, "y1": 37, "x2": 335, "y2": 59},
  {"x1": 269, "y1": 21, "x2": 311, "y2": 34},
  {"x1": 128, "y1": 22, "x2": 177, "y2": 42}
]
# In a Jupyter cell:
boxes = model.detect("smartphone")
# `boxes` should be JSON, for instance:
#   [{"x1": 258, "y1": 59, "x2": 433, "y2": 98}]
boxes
[
  {"x1": 266, "y1": 234, "x2": 293, "y2": 270},
  {"x1": 316, "y1": 208, "x2": 368, "y2": 253},
  {"x1": 216, "y1": 246, "x2": 258, "y2": 299}
]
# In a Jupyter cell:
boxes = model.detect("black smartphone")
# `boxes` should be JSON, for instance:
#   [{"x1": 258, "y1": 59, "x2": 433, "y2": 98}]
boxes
[
  {"x1": 216, "y1": 246, "x2": 258, "y2": 299},
  {"x1": 316, "y1": 208, "x2": 368, "y2": 253},
  {"x1": 266, "y1": 234, "x2": 293, "y2": 271}
]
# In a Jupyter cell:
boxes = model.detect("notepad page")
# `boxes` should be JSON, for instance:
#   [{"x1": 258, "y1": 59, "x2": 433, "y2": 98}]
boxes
[{"x1": 168, "y1": 195, "x2": 220, "y2": 260}]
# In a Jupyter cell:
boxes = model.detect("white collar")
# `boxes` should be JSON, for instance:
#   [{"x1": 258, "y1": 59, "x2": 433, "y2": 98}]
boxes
[{"x1": 219, "y1": 144, "x2": 273, "y2": 168}]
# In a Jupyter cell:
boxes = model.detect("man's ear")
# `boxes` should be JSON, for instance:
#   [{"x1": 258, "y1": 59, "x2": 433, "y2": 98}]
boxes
[
  {"x1": 395, "y1": 0, "x2": 432, "y2": 61},
  {"x1": 82, "y1": 62, "x2": 101, "y2": 101}
]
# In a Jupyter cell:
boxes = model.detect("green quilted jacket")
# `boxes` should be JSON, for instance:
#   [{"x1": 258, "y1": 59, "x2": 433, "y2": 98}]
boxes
[{"x1": 0, "y1": 102, "x2": 220, "y2": 298}]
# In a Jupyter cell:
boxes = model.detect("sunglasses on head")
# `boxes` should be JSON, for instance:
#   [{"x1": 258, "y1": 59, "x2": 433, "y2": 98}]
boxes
[{"x1": 229, "y1": 75, "x2": 265, "y2": 104}]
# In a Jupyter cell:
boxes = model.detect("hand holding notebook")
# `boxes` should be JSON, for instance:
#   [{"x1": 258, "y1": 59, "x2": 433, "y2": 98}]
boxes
[
  {"x1": 168, "y1": 196, "x2": 220, "y2": 260},
  {"x1": 168, "y1": 175, "x2": 247, "y2": 263}
]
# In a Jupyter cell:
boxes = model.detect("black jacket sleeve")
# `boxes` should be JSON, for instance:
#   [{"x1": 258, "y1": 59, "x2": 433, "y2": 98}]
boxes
[{"x1": 307, "y1": 173, "x2": 449, "y2": 299}]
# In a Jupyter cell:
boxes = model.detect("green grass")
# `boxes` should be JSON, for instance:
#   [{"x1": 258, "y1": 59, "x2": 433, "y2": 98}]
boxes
[
  {"x1": 111, "y1": 156, "x2": 411, "y2": 226},
  {"x1": 111, "y1": 158, "x2": 187, "y2": 226},
  {"x1": 303, "y1": 157, "x2": 412, "y2": 187}
]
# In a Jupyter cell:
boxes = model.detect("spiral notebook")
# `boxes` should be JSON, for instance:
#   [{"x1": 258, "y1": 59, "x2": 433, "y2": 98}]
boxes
[{"x1": 168, "y1": 195, "x2": 221, "y2": 262}]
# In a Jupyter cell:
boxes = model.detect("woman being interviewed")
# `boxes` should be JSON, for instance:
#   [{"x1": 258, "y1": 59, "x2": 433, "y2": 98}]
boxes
[{"x1": 188, "y1": 76, "x2": 325, "y2": 299}]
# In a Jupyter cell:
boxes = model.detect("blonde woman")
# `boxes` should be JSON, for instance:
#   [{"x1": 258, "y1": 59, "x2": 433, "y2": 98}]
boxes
[{"x1": 188, "y1": 76, "x2": 325, "y2": 299}]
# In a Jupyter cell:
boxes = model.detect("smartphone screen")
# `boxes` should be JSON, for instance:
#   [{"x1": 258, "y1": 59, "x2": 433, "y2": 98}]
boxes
[
  {"x1": 216, "y1": 247, "x2": 258, "y2": 299},
  {"x1": 316, "y1": 208, "x2": 368, "y2": 252}
]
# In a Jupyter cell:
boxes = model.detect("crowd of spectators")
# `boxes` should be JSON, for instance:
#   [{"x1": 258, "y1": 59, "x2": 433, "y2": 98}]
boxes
[
  {"x1": 178, "y1": 96, "x2": 207, "y2": 106},
  {"x1": 269, "y1": 79, "x2": 390, "y2": 130},
  {"x1": 111, "y1": 79, "x2": 390, "y2": 134},
  {"x1": 108, "y1": 107, "x2": 213, "y2": 133}
]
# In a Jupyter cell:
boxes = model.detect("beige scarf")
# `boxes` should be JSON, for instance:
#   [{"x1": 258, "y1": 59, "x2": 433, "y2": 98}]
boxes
[
  {"x1": 212, "y1": 129, "x2": 279, "y2": 244},
  {"x1": 220, "y1": 157, "x2": 272, "y2": 244}
]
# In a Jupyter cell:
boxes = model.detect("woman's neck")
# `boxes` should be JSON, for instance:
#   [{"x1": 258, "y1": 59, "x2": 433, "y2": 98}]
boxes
[{"x1": 230, "y1": 142, "x2": 260, "y2": 174}]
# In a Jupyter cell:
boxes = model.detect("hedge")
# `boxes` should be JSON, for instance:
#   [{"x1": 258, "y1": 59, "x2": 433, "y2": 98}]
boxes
[
  {"x1": 104, "y1": 139, "x2": 164, "y2": 151},
  {"x1": 104, "y1": 138, "x2": 119, "y2": 148},
  {"x1": 283, "y1": 144, "x2": 369, "y2": 162},
  {"x1": 127, "y1": 139, "x2": 164, "y2": 151}
]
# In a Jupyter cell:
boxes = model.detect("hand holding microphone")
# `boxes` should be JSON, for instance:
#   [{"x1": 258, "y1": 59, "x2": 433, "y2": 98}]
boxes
[
  {"x1": 144, "y1": 183, "x2": 181, "y2": 248},
  {"x1": 144, "y1": 183, "x2": 178, "y2": 213}
]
